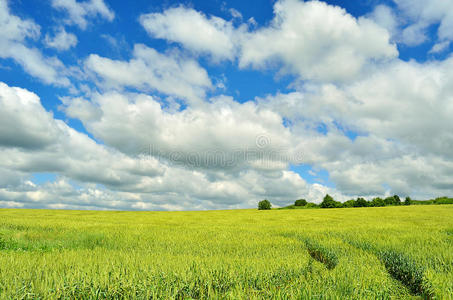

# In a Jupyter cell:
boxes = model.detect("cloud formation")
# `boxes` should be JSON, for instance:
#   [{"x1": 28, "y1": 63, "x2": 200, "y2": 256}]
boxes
[
  {"x1": 51, "y1": 0, "x2": 114, "y2": 29},
  {"x1": 0, "y1": 81, "x2": 331, "y2": 210},
  {"x1": 1, "y1": 0, "x2": 453, "y2": 210},
  {"x1": 141, "y1": 0, "x2": 397, "y2": 82},
  {"x1": 140, "y1": 6, "x2": 240, "y2": 61},
  {"x1": 239, "y1": 0, "x2": 398, "y2": 82},
  {"x1": 0, "y1": 1, "x2": 69, "y2": 86},
  {"x1": 84, "y1": 44, "x2": 212, "y2": 103},
  {"x1": 45, "y1": 27, "x2": 78, "y2": 51}
]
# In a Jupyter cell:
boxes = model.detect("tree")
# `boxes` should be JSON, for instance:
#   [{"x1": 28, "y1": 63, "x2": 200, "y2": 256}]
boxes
[
  {"x1": 343, "y1": 200, "x2": 356, "y2": 208},
  {"x1": 394, "y1": 195, "x2": 401, "y2": 205},
  {"x1": 258, "y1": 199, "x2": 272, "y2": 210},
  {"x1": 384, "y1": 196, "x2": 396, "y2": 206},
  {"x1": 320, "y1": 194, "x2": 340, "y2": 208},
  {"x1": 354, "y1": 197, "x2": 369, "y2": 207},
  {"x1": 371, "y1": 197, "x2": 385, "y2": 207},
  {"x1": 295, "y1": 199, "x2": 307, "y2": 206},
  {"x1": 404, "y1": 197, "x2": 412, "y2": 205}
]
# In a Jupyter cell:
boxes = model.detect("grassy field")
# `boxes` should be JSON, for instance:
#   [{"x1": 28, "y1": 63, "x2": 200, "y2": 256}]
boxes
[{"x1": 0, "y1": 206, "x2": 452, "y2": 299}]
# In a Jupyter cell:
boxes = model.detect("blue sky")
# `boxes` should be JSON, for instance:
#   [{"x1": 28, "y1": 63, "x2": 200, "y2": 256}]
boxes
[{"x1": 1, "y1": 0, "x2": 453, "y2": 210}]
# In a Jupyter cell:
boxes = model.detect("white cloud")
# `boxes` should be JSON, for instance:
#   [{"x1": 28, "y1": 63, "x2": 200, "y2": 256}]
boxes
[
  {"x1": 0, "y1": 82, "x2": 59, "y2": 149},
  {"x1": 45, "y1": 27, "x2": 78, "y2": 51},
  {"x1": 3, "y1": 0, "x2": 453, "y2": 210},
  {"x1": 257, "y1": 56, "x2": 453, "y2": 198},
  {"x1": 84, "y1": 44, "x2": 212, "y2": 103},
  {"x1": 239, "y1": 0, "x2": 398, "y2": 82},
  {"x1": 0, "y1": 1, "x2": 70, "y2": 86},
  {"x1": 61, "y1": 91, "x2": 297, "y2": 171},
  {"x1": 139, "y1": 0, "x2": 397, "y2": 82},
  {"x1": 140, "y1": 6, "x2": 239, "y2": 61},
  {"x1": 229, "y1": 8, "x2": 243, "y2": 20},
  {"x1": 429, "y1": 41, "x2": 451, "y2": 54},
  {"x1": 51, "y1": 0, "x2": 114, "y2": 29},
  {"x1": 0, "y1": 81, "x2": 334, "y2": 209},
  {"x1": 400, "y1": 23, "x2": 428, "y2": 46},
  {"x1": 368, "y1": 5, "x2": 399, "y2": 41},
  {"x1": 0, "y1": 82, "x2": 163, "y2": 190},
  {"x1": 394, "y1": 0, "x2": 453, "y2": 46}
]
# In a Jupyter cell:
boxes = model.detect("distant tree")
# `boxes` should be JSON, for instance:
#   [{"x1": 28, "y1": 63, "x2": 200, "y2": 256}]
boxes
[
  {"x1": 258, "y1": 199, "x2": 272, "y2": 210},
  {"x1": 384, "y1": 196, "x2": 396, "y2": 206},
  {"x1": 371, "y1": 197, "x2": 385, "y2": 207},
  {"x1": 320, "y1": 194, "x2": 341, "y2": 208},
  {"x1": 354, "y1": 197, "x2": 369, "y2": 207},
  {"x1": 434, "y1": 197, "x2": 453, "y2": 204},
  {"x1": 295, "y1": 199, "x2": 307, "y2": 206},
  {"x1": 342, "y1": 200, "x2": 356, "y2": 208},
  {"x1": 394, "y1": 195, "x2": 401, "y2": 205},
  {"x1": 404, "y1": 197, "x2": 412, "y2": 206}
]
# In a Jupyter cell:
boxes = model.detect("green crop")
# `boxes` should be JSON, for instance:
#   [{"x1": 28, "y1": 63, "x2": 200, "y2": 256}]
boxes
[{"x1": 0, "y1": 205, "x2": 452, "y2": 299}]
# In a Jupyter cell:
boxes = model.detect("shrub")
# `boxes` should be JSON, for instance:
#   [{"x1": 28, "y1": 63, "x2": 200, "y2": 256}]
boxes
[
  {"x1": 258, "y1": 200, "x2": 272, "y2": 210},
  {"x1": 294, "y1": 199, "x2": 307, "y2": 206}
]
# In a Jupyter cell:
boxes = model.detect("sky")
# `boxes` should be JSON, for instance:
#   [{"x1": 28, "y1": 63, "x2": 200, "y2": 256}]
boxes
[{"x1": 1, "y1": 0, "x2": 453, "y2": 210}]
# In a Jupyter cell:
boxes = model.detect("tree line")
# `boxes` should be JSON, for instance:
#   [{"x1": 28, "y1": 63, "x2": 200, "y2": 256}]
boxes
[{"x1": 258, "y1": 196, "x2": 453, "y2": 210}]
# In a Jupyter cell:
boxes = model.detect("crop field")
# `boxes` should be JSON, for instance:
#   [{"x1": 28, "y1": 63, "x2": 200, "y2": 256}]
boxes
[{"x1": 0, "y1": 205, "x2": 452, "y2": 299}]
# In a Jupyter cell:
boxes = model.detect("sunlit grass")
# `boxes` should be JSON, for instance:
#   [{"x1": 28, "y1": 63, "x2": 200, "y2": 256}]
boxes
[{"x1": 0, "y1": 205, "x2": 452, "y2": 299}]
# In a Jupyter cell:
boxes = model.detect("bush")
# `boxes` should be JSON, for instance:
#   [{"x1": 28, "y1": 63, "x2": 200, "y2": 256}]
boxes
[
  {"x1": 320, "y1": 194, "x2": 341, "y2": 208},
  {"x1": 294, "y1": 199, "x2": 307, "y2": 206},
  {"x1": 258, "y1": 200, "x2": 272, "y2": 210},
  {"x1": 306, "y1": 203, "x2": 319, "y2": 208}
]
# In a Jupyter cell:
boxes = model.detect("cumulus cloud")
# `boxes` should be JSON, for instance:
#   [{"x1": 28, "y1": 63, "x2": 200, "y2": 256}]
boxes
[
  {"x1": 240, "y1": 0, "x2": 397, "y2": 82},
  {"x1": 394, "y1": 0, "x2": 453, "y2": 46},
  {"x1": 140, "y1": 6, "x2": 240, "y2": 61},
  {"x1": 429, "y1": 41, "x2": 451, "y2": 54},
  {"x1": 61, "y1": 91, "x2": 298, "y2": 172},
  {"x1": 140, "y1": 0, "x2": 397, "y2": 82},
  {"x1": 257, "y1": 56, "x2": 453, "y2": 198},
  {"x1": 0, "y1": 82, "x2": 59, "y2": 149},
  {"x1": 84, "y1": 44, "x2": 212, "y2": 103},
  {"x1": 368, "y1": 5, "x2": 399, "y2": 41},
  {"x1": 3, "y1": 0, "x2": 453, "y2": 210},
  {"x1": 44, "y1": 27, "x2": 78, "y2": 51},
  {"x1": 0, "y1": 82, "x2": 163, "y2": 191},
  {"x1": 51, "y1": 0, "x2": 114, "y2": 29},
  {"x1": 0, "y1": 1, "x2": 70, "y2": 86},
  {"x1": 0, "y1": 81, "x2": 329, "y2": 209}
]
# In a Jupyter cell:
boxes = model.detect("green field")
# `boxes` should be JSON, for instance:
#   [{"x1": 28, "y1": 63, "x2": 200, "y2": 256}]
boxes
[{"x1": 0, "y1": 206, "x2": 452, "y2": 299}]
